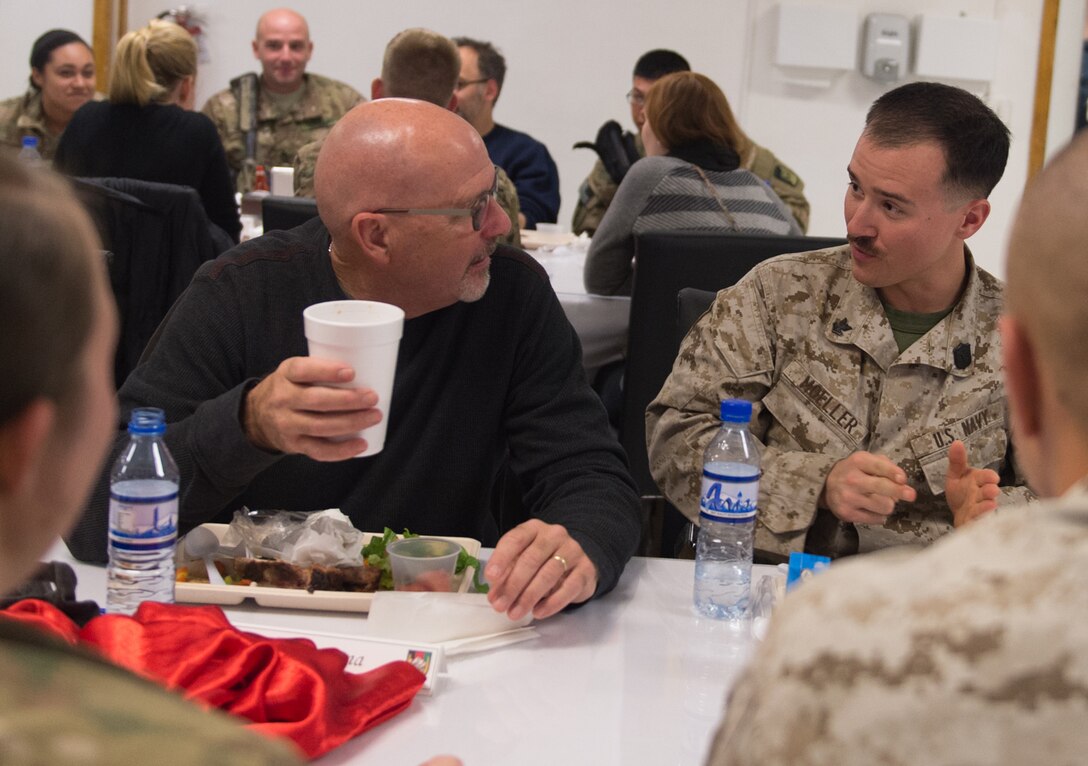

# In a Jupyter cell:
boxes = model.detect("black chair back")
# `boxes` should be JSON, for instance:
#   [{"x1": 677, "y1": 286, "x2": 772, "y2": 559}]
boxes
[
  {"x1": 677, "y1": 287, "x2": 717, "y2": 344},
  {"x1": 262, "y1": 195, "x2": 319, "y2": 232},
  {"x1": 74, "y1": 177, "x2": 226, "y2": 389},
  {"x1": 621, "y1": 231, "x2": 846, "y2": 554}
]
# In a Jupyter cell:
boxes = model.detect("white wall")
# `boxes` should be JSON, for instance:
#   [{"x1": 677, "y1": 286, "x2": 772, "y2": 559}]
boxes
[
  {"x1": 742, "y1": 0, "x2": 1063, "y2": 278},
  {"x1": 2, "y1": 0, "x2": 1083, "y2": 276},
  {"x1": 0, "y1": 0, "x2": 93, "y2": 96}
]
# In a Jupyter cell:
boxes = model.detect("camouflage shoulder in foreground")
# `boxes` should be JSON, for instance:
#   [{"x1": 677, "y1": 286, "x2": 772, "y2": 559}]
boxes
[
  {"x1": 708, "y1": 491, "x2": 1088, "y2": 766},
  {"x1": 0, "y1": 622, "x2": 302, "y2": 765}
]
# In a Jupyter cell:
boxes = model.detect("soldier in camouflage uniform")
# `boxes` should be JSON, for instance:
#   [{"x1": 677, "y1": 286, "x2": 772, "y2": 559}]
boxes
[
  {"x1": 201, "y1": 9, "x2": 363, "y2": 193},
  {"x1": 0, "y1": 156, "x2": 302, "y2": 764},
  {"x1": 571, "y1": 49, "x2": 808, "y2": 235},
  {"x1": 706, "y1": 129, "x2": 1088, "y2": 766},
  {"x1": 647, "y1": 82, "x2": 1032, "y2": 559},
  {"x1": 290, "y1": 28, "x2": 521, "y2": 247},
  {"x1": 0, "y1": 29, "x2": 99, "y2": 161}
]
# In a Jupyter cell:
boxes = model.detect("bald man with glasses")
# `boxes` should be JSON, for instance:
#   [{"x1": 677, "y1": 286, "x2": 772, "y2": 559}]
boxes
[{"x1": 70, "y1": 100, "x2": 641, "y2": 621}]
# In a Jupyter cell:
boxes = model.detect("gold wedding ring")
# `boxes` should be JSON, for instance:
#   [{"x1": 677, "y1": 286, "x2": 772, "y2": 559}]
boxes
[{"x1": 552, "y1": 554, "x2": 568, "y2": 574}]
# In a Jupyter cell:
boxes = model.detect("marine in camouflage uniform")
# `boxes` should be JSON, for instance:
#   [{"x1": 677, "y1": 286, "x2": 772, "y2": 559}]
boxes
[
  {"x1": 202, "y1": 73, "x2": 363, "y2": 194},
  {"x1": 293, "y1": 136, "x2": 522, "y2": 248},
  {"x1": 0, "y1": 619, "x2": 301, "y2": 765},
  {"x1": 706, "y1": 481, "x2": 1088, "y2": 766},
  {"x1": 646, "y1": 245, "x2": 1033, "y2": 558},
  {"x1": 572, "y1": 132, "x2": 810, "y2": 236},
  {"x1": 0, "y1": 88, "x2": 103, "y2": 161}
]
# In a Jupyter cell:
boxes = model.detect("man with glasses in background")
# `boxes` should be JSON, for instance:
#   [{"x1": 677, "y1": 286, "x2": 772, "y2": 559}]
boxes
[
  {"x1": 291, "y1": 27, "x2": 522, "y2": 248},
  {"x1": 453, "y1": 37, "x2": 560, "y2": 229},
  {"x1": 69, "y1": 99, "x2": 641, "y2": 624},
  {"x1": 571, "y1": 49, "x2": 809, "y2": 236}
]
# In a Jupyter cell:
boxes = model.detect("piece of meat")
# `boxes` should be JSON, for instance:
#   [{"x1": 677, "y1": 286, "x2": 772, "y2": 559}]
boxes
[
  {"x1": 231, "y1": 557, "x2": 382, "y2": 593},
  {"x1": 234, "y1": 558, "x2": 311, "y2": 589}
]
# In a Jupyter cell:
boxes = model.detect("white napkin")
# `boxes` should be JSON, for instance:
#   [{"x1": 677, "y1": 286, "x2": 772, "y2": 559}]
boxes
[{"x1": 366, "y1": 591, "x2": 536, "y2": 653}]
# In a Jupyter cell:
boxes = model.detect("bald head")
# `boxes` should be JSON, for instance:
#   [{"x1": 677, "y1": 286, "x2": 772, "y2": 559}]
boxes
[
  {"x1": 253, "y1": 8, "x2": 312, "y2": 94},
  {"x1": 314, "y1": 99, "x2": 489, "y2": 243},
  {"x1": 256, "y1": 8, "x2": 309, "y2": 39},
  {"x1": 1006, "y1": 132, "x2": 1088, "y2": 433}
]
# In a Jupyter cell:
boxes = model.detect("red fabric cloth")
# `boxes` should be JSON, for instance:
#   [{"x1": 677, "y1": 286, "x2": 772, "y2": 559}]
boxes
[{"x1": 2, "y1": 600, "x2": 425, "y2": 760}]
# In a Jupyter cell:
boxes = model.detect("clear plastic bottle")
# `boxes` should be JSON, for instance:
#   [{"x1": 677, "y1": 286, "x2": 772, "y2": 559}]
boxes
[
  {"x1": 106, "y1": 408, "x2": 180, "y2": 615},
  {"x1": 694, "y1": 399, "x2": 762, "y2": 620},
  {"x1": 18, "y1": 136, "x2": 42, "y2": 165}
]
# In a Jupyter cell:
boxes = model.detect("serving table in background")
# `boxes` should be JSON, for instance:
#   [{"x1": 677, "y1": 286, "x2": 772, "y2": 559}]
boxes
[{"x1": 46, "y1": 539, "x2": 765, "y2": 766}]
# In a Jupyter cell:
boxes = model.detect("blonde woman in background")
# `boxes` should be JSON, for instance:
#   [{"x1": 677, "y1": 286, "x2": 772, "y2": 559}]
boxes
[
  {"x1": 54, "y1": 20, "x2": 240, "y2": 243},
  {"x1": 0, "y1": 29, "x2": 97, "y2": 160}
]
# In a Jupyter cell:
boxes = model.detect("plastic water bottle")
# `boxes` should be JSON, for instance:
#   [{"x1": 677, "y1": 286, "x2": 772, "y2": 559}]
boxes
[
  {"x1": 106, "y1": 408, "x2": 180, "y2": 615},
  {"x1": 694, "y1": 399, "x2": 762, "y2": 620},
  {"x1": 18, "y1": 136, "x2": 42, "y2": 165}
]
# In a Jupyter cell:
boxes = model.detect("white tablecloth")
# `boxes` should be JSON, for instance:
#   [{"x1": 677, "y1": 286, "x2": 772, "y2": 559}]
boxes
[
  {"x1": 45, "y1": 540, "x2": 766, "y2": 766},
  {"x1": 530, "y1": 241, "x2": 630, "y2": 380}
]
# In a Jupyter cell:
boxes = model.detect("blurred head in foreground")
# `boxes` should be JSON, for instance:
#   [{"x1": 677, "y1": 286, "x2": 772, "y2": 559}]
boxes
[
  {"x1": 1002, "y1": 130, "x2": 1088, "y2": 499},
  {"x1": 0, "y1": 154, "x2": 117, "y2": 591}
]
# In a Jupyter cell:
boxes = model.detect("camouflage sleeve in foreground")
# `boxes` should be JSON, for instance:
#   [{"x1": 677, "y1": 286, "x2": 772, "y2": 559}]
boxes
[
  {"x1": 0, "y1": 625, "x2": 303, "y2": 765},
  {"x1": 742, "y1": 143, "x2": 810, "y2": 233},
  {"x1": 706, "y1": 494, "x2": 1088, "y2": 766},
  {"x1": 645, "y1": 272, "x2": 835, "y2": 556},
  {"x1": 571, "y1": 158, "x2": 619, "y2": 236}
]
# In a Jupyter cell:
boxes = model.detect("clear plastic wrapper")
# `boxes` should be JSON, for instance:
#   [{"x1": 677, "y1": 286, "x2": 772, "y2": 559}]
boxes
[
  {"x1": 750, "y1": 564, "x2": 788, "y2": 640},
  {"x1": 225, "y1": 508, "x2": 365, "y2": 567}
]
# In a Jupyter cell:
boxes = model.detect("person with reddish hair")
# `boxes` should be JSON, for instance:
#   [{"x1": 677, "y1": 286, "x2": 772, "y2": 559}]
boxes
[{"x1": 584, "y1": 71, "x2": 801, "y2": 296}]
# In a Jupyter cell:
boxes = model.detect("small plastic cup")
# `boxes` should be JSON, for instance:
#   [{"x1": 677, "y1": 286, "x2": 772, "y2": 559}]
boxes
[
  {"x1": 303, "y1": 300, "x2": 404, "y2": 457},
  {"x1": 387, "y1": 538, "x2": 462, "y2": 592},
  {"x1": 269, "y1": 166, "x2": 295, "y2": 196}
]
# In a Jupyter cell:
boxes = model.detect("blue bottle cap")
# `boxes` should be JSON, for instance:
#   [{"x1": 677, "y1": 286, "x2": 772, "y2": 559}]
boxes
[
  {"x1": 719, "y1": 399, "x2": 752, "y2": 423},
  {"x1": 128, "y1": 407, "x2": 166, "y2": 435},
  {"x1": 20, "y1": 136, "x2": 38, "y2": 148}
]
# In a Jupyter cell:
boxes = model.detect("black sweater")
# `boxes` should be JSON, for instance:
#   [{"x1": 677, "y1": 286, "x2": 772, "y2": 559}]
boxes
[
  {"x1": 55, "y1": 101, "x2": 241, "y2": 242},
  {"x1": 68, "y1": 219, "x2": 641, "y2": 597}
]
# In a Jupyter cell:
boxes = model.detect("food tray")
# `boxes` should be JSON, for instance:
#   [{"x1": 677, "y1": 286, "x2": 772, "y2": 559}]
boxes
[{"x1": 175, "y1": 524, "x2": 481, "y2": 613}]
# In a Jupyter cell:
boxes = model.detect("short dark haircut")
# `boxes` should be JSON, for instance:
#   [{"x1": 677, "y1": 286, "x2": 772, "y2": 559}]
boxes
[
  {"x1": 864, "y1": 81, "x2": 1010, "y2": 200},
  {"x1": 29, "y1": 28, "x2": 91, "y2": 90},
  {"x1": 382, "y1": 28, "x2": 460, "y2": 107},
  {"x1": 633, "y1": 49, "x2": 690, "y2": 81},
  {"x1": 453, "y1": 37, "x2": 506, "y2": 99},
  {"x1": 0, "y1": 152, "x2": 99, "y2": 429}
]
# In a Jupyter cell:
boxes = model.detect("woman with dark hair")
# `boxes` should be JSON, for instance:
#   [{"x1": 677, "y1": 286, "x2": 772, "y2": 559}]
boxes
[
  {"x1": 54, "y1": 20, "x2": 240, "y2": 243},
  {"x1": 0, "y1": 29, "x2": 97, "y2": 159},
  {"x1": 584, "y1": 71, "x2": 802, "y2": 296}
]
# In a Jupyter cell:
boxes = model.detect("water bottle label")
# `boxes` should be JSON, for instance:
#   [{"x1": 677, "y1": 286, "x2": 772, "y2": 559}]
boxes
[
  {"x1": 109, "y1": 493, "x2": 178, "y2": 551},
  {"x1": 699, "y1": 468, "x2": 759, "y2": 523}
]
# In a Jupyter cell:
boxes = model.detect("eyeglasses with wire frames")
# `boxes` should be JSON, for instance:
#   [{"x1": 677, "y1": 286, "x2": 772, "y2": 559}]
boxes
[
  {"x1": 626, "y1": 89, "x2": 647, "y2": 106},
  {"x1": 372, "y1": 167, "x2": 499, "y2": 231}
]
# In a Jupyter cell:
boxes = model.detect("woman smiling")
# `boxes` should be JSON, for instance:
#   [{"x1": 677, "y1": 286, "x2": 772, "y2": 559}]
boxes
[{"x1": 0, "y1": 29, "x2": 97, "y2": 160}]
